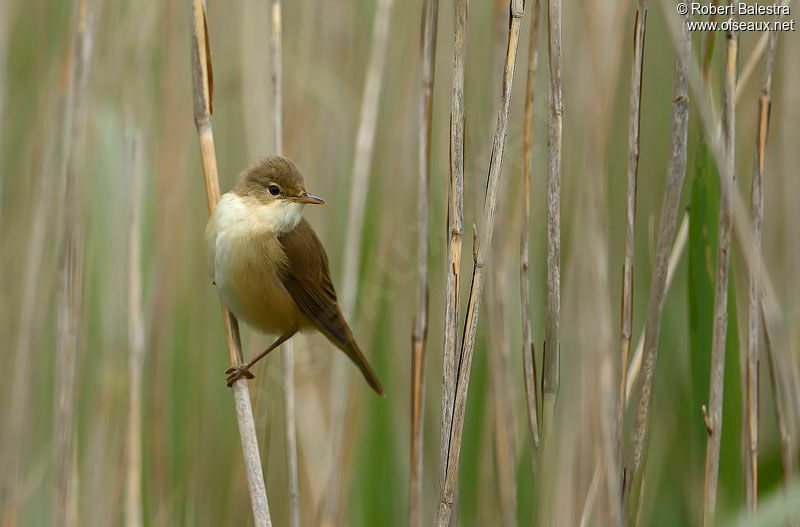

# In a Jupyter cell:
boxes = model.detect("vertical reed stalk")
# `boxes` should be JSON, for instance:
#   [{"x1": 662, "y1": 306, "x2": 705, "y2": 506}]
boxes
[
  {"x1": 520, "y1": 0, "x2": 541, "y2": 450},
  {"x1": 53, "y1": 1, "x2": 96, "y2": 523},
  {"x1": 619, "y1": 0, "x2": 647, "y2": 460},
  {"x1": 744, "y1": 25, "x2": 779, "y2": 512},
  {"x1": 542, "y1": 0, "x2": 563, "y2": 440},
  {"x1": 439, "y1": 0, "x2": 467, "y2": 513},
  {"x1": 268, "y1": 2, "x2": 300, "y2": 526},
  {"x1": 411, "y1": 1, "x2": 439, "y2": 525},
  {"x1": 625, "y1": 9, "x2": 690, "y2": 517},
  {"x1": 1, "y1": 86, "x2": 64, "y2": 523},
  {"x1": 436, "y1": 2, "x2": 524, "y2": 525},
  {"x1": 323, "y1": 0, "x2": 394, "y2": 521},
  {"x1": 0, "y1": 0, "x2": 7, "y2": 231},
  {"x1": 702, "y1": 7, "x2": 737, "y2": 525},
  {"x1": 488, "y1": 245, "x2": 518, "y2": 526},
  {"x1": 624, "y1": 213, "x2": 689, "y2": 402},
  {"x1": 763, "y1": 306, "x2": 793, "y2": 492},
  {"x1": 125, "y1": 130, "x2": 145, "y2": 527},
  {"x1": 658, "y1": 0, "x2": 799, "y2": 450},
  {"x1": 189, "y1": 2, "x2": 271, "y2": 525}
]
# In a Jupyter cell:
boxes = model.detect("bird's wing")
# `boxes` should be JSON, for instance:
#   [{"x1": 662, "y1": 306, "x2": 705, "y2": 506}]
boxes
[{"x1": 278, "y1": 218, "x2": 384, "y2": 395}]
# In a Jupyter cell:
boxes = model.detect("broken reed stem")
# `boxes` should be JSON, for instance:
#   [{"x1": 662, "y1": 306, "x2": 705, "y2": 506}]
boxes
[
  {"x1": 702, "y1": 8, "x2": 737, "y2": 525},
  {"x1": 189, "y1": 2, "x2": 271, "y2": 525},
  {"x1": 542, "y1": 0, "x2": 563, "y2": 440},
  {"x1": 744, "y1": 25, "x2": 779, "y2": 512},
  {"x1": 268, "y1": 3, "x2": 300, "y2": 526},
  {"x1": 624, "y1": 213, "x2": 689, "y2": 403},
  {"x1": 439, "y1": 0, "x2": 466, "y2": 508},
  {"x1": 53, "y1": 1, "x2": 96, "y2": 522},
  {"x1": 624, "y1": 11, "x2": 690, "y2": 516},
  {"x1": 436, "y1": 2, "x2": 524, "y2": 525},
  {"x1": 520, "y1": 0, "x2": 541, "y2": 450},
  {"x1": 323, "y1": 0, "x2": 394, "y2": 521},
  {"x1": 619, "y1": 0, "x2": 647, "y2": 462},
  {"x1": 125, "y1": 131, "x2": 144, "y2": 527},
  {"x1": 411, "y1": 1, "x2": 438, "y2": 526}
]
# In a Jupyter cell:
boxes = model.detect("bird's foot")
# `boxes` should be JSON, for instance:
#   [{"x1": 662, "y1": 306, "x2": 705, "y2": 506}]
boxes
[{"x1": 225, "y1": 365, "x2": 255, "y2": 387}]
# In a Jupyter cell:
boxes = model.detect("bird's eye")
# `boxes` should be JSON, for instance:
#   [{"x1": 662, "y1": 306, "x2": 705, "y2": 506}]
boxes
[{"x1": 268, "y1": 185, "x2": 280, "y2": 196}]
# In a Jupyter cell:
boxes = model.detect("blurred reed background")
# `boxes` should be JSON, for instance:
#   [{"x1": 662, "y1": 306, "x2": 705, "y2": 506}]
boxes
[{"x1": 1, "y1": 0, "x2": 799, "y2": 525}]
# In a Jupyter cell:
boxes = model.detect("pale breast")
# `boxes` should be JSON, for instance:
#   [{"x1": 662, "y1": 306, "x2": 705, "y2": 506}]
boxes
[{"x1": 206, "y1": 193, "x2": 302, "y2": 336}]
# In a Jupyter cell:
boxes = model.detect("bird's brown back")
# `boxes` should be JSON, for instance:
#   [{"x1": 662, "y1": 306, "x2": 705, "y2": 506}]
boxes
[{"x1": 278, "y1": 218, "x2": 384, "y2": 396}]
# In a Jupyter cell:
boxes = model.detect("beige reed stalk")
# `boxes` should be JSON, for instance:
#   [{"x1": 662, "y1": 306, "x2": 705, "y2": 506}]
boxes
[
  {"x1": 439, "y1": 0, "x2": 466, "y2": 509},
  {"x1": 542, "y1": 0, "x2": 562, "y2": 440},
  {"x1": 520, "y1": 0, "x2": 541, "y2": 450},
  {"x1": 0, "y1": 0, "x2": 6, "y2": 232},
  {"x1": 488, "y1": 240, "x2": 518, "y2": 526},
  {"x1": 189, "y1": 2, "x2": 271, "y2": 525},
  {"x1": 624, "y1": 213, "x2": 689, "y2": 402},
  {"x1": 125, "y1": 131, "x2": 145, "y2": 527},
  {"x1": 744, "y1": 24, "x2": 780, "y2": 511},
  {"x1": 323, "y1": 0, "x2": 394, "y2": 522},
  {"x1": 268, "y1": 3, "x2": 300, "y2": 526},
  {"x1": 658, "y1": 0, "x2": 800, "y2": 440},
  {"x1": 763, "y1": 305, "x2": 793, "y2": 492},
  {"x1": 625, "y1": 9, "x2": 690, "y2": 517},
  {"x1": 619, "y1": 0, "x2": 647, "y2": 460},
  {"x1": 411, "y1": 1, "x2": 439, "y2": 525},
  {"x1": 436, "y1": 2, "x2": 525, "y2": 524},
  {"x1": 1, "y1": 88, "x2": 64, "y2": 522},
  {"x1": 703, "y1": 7, "x2": 737, "y2": 525},
  {"x1": 53, "y1": 1, "x2": 97, "y2": 523}
]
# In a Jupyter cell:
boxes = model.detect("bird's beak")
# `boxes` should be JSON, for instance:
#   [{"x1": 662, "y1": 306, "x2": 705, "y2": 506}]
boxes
[{"x1": 292, "y1": 193, "x2": 326, "y2": 205}]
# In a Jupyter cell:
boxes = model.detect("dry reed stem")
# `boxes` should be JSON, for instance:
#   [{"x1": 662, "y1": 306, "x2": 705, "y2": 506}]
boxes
[
  {"x1": 323, "y1": 0, "x2": 394, "y2": 521},
  {"x1": 411, "y1": 0, "x2": 439, "y2": 525},
  {"x1": 619, "y1": 0, "x2": 648, "y2": 463},
  {"x1": 2, "y1": 88, "x2": 63, "y2": 523},
  {"x1": 579, "y1": 458, "x2": 602, "y2": 527},
  {"x1": 658, "y1": 0, "x2": 800, "y2": 444},
  {"x1": 488, "y1": 238, "x2": 518, "y2": 526},
  {"x1": 763, "y1": 305, "x2": 793, "y2": 492},
  {"x1": 624, "y1": 11, "x2": 690, "y2": 516},
  {"x1": 624, "y1": 213, "x2": 689, "y2": 402},
  {"x1": 702, "y1": 7, "x2": 737, "y2": 525},
  {"x1": 54, "y1": 1, "x2": 96, "y2": 522},
  {"x1": 735, "y1": 0, "x2": 790, "y2": 104},
  {"x1": 701, "y1": 4, "x2": 719, "y2": 122},
  {"x1": 744, "y1": 25, "x2": 779, "y2": 512},
  {"x1": 542, "y1": 0, "x2": 563, "y2": 440},
  {"x1": 735, "y1": 30, "x2": 769, "y2": 104},
  {"x1": 520, "y1": 0, "x2": 541, "y2": 450},
  {"x1": 189, "y1": 2, "x2": 271, "y2": 525},
  {"x1": 268, "y1": 3, "x2": 300, "y2": 526},
  {"x1": 0, "y1": 0, "x2": 6, "y2": 232},
  {"x1": 125, "y1": 130, "x2": 144, "y2": 527},
  {"x1": 436, "y1": 2, "x2": 524, "y2": 525},
  {"x1": 439, "y1": 0, "x2": 466, "y2": 507}
]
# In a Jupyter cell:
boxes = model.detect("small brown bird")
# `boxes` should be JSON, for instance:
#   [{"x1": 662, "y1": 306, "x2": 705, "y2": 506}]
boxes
[{"x1": 205, "y1": 156, "x2": 384, "y2": 395}]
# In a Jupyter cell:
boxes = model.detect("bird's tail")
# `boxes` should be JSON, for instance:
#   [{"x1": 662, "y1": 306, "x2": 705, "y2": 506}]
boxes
[{"x1": 329, "y1": 324, "x2": 385, "y2": 396}]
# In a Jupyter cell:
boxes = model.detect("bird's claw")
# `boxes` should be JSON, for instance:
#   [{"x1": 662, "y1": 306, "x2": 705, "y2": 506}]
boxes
[{"x1": 225, "y1": 365, "x2": 255, "y2": 387}]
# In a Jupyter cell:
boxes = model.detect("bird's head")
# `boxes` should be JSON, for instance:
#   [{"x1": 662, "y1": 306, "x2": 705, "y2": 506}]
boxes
[{"x1": 234, "y1": 156, "x2": 325, "y2": 233}]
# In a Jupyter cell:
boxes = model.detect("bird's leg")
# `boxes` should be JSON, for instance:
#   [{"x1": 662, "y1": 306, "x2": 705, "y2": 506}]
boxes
[{"x1": 225, "y1": 334, "x2": 292, "y2": 387}]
